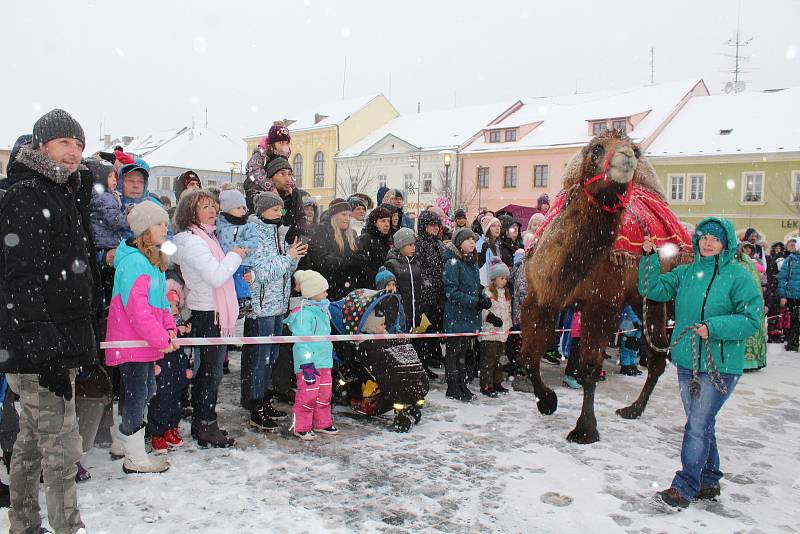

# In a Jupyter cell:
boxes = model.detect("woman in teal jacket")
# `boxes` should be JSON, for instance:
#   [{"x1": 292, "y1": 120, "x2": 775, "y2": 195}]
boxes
[{"x1": 639, "y1": 216, "x2": 762, "y2": 509}]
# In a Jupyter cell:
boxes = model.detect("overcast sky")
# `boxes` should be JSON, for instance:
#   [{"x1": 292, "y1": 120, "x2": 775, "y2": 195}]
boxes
[{"x1": 2, "y1": 0, "x2": 798, "y2": 148}]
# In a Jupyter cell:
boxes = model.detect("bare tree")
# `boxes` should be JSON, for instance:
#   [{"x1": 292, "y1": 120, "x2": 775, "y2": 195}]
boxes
[{"x1": 337, "y1": 160, "x2": 377, "y2": 198}]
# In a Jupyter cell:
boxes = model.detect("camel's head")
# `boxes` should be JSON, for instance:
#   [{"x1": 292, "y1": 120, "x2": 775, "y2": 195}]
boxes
[{"x1": 582, "y1": 129, "x2": 640, "y2": 185}]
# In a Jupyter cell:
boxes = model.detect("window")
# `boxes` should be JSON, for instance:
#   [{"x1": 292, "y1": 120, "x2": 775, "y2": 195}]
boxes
[
  {"x1": 422, "y1": 172, "x2": 432, "y2": 193},
  {"x1": 612, "y1": 119, "x2": 627, "y2": 133},
  {"x1": 293, "y1": 154, "x2": 303, "y2": 187},
  {"x1": 477, "y1": 167, "x2": 489, "y2": 189},
  {"x1": 207, "y1": 180, "x2": 217, "y2": 187},
  {"x1": 668, "y1": 174, "x2": 685, "y2": 202},
  {"x1": 313, "y1": 151, "x2": 324, "y2": 187},
  {"x1": 489, "y1": 130, "x2": 501, "y2": 143},
  {"x1": 592, "y1": 122, "x2": 608, "y2": 136},
  {"x1": 378, "y1": 174, "x2": 387, "y2": 188},
  {"x1": 534, "y1": 165, "x2": 549, "y2": 188},
  {"x1": 742, "y1": 172, "x2": 764, "y2": 203},
  {"x1": 793, "y1": 171, "x2": 800, "y2": 202},
  {"x1": 689, "y1": 174, "x2": 705, "y2": 201},
  {"x1": 505, "y1": 129, "x2": 517, "y2": 142},
  {"x1": 503, "y1": 166, "x2": 518, "y2": 188},
  {"x1": 403, "y1": 173, "x2": 414, "y2": 195}
]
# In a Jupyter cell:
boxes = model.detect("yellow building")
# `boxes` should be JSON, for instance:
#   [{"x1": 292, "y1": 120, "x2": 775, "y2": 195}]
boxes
[{"x1": 244, "y1": 94, "x2": 399, "y2": 206}]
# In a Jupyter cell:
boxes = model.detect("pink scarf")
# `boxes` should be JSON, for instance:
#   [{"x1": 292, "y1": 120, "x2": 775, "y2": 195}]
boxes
[{"x1": 189, "y1": 224, "x2": 239, "y2": 336}]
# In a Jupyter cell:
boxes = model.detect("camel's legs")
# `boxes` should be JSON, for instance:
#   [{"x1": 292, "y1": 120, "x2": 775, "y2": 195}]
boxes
[{"x1": 520, "y1": 295, "x2": 560, "y2": 415}]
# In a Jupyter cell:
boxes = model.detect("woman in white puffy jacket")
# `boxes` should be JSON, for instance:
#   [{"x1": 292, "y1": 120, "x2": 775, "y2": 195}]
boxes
[{"x1": 172, "y1": 189, "x2": 247, "y2": 448}]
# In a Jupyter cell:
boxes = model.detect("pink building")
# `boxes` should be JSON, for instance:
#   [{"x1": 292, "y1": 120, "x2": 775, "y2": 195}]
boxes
[{"x1": 457, "y1": 79, "x2": 709, "y2": 219}]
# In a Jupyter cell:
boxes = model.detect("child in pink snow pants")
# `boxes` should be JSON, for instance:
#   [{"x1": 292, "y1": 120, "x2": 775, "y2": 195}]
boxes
[{"x1": 284, "y1": 270, "x2": 339, "y2": 441}]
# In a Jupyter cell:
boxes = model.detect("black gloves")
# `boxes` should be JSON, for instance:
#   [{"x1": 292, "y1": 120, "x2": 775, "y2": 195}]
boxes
[
  {"x1": 477, "y1": 295, "x2": 493, "y2": 310},
  {"x1": 38, "y1": 360, "x2": 72, "y2": 400},
  {"x1": 486, "y1": 312, "x2": 503, "y2": 328}
]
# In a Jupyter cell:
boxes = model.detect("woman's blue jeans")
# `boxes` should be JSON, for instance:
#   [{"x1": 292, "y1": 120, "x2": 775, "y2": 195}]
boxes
[{"x1": 671, "y1": 366, "x2": 739, "y2": 500}]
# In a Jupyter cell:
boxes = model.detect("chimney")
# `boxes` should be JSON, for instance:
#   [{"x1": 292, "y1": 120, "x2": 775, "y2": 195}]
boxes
[
  {"x1": 314, "y1": 113, "x2": 328, "y2": 125},
  {"x1": 104, "y1": 134, "x2": 111, "y2": 147},
  {"x1": 122, "y1": 136, "x2": 134, "y2": 146}
]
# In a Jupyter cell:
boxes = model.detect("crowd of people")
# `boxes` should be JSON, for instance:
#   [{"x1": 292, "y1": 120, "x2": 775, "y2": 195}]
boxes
[{"x1": 0, "y1": 109, "x2": 784, "y2": 530}]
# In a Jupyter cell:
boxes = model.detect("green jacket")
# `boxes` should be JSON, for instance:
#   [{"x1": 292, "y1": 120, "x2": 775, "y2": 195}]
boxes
[{"x1": 638, "y1": 216, "x2": 762, "y2": 376}]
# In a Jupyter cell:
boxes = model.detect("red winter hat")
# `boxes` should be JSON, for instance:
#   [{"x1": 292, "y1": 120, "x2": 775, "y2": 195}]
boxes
[
  {"x1": 114, "y1": 150, "x2": 135, "y2": 165},
  {"x1": 267, "y1": 121, "x2": 291, "y2": 146}
]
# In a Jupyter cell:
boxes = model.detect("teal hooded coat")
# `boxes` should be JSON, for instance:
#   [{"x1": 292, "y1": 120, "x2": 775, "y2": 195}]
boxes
[{"x1": 638, "y1": 216, "x2": 763, "y2": 376}]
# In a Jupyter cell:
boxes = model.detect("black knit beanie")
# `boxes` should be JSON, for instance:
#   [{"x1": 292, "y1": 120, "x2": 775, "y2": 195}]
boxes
[{"x1": 32, "y1": 109, "x2": 85, "y2": 148}]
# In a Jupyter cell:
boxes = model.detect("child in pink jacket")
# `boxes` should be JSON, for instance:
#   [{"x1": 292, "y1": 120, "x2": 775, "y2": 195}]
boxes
[{"x1": 105, "y1": 201, "x2": 175, "y2": 474}]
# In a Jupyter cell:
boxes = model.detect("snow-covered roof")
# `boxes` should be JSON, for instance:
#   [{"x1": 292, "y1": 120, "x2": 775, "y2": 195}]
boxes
[
  {"x1": 133, "y1": 126, "x2": 247, "y2": 173},
  {"x1": 463, "y1": 79, "x2": 706, "y2": 153},
  {"x1": 336, "y1": 100, "x2": 518, "y2": 158},
  {"x1": 645, "y1": 88, "x2": 800, "y2": 158},
  {"x1": 246, "y1": 94, "x2": 393, "y2": 138}
]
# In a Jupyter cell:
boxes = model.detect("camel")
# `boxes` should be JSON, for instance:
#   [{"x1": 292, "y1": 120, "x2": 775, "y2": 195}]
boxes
[{"x1": 520, "y1": 129, "x2": 691, "y2": 444}]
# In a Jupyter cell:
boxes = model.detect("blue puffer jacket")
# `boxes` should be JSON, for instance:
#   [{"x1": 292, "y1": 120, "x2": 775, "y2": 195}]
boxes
[
  {"x1": 248, "y1": 215, "x2": 298, "y2": 317},
  {"x1": 443, "y1": 242, "x2": 483, "y2": 333},
  {"x1": 777, "y1": 252, "x2": 800, "y2": 299},
  {"x1": 216, "y1": 212, "x2": 260, "y2": 268},
  {"x1": 89, "y1": 190, "x2": 127, "y2": 249}
]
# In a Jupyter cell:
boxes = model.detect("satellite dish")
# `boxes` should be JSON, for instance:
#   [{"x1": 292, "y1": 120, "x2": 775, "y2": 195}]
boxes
[
  {"x1": 724, "y1": 82, "x2": 734, "y2": 94},
  {"x1": 735, "y1": 80, "x2": 746, "y2": 93}
]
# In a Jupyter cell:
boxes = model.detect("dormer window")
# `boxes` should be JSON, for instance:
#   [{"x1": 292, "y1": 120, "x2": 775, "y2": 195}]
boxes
[
  {"x1": 592, "y1": 122, "x2": 608, "y2": 136},
  {"x1": 505, "y1": 129, "x2": 517, "y2": 142},
  {"x1": 489, "y1": 130, "x2": 501, "y2": 143},
  {"x1": 612, "y1": 119, "x2": 627, "y2": 133}
]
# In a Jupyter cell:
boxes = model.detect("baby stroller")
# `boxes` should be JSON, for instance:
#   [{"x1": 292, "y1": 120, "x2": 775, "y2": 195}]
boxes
[{"x1": 330, "y1": 289, "x2": 429, "y2": 432}]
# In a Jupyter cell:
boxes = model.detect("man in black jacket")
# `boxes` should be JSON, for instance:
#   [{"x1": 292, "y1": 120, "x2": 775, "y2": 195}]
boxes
[{"x1": 0, "y1": 109, "x2": 96, "y2": 534}]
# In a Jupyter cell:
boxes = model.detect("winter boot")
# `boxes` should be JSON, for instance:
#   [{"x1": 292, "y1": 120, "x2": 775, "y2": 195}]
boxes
[
  {"x1": 293, "y1": 430, "x2": 317, "y2": 441},
  {"x1": 424, "y1": 365, "x2": 439, "y2": 381},
  {"x1": 458, "y1": 370, "x2": 475, "y2": 400},
  {"x1": 493, "y1": 382, "x2": 509, "y2": 394},
  {"x1": 109, "y1": 425, "x2": 125, "y2": 460},
  {"x1": 150, "y1": 434, "x2": 170, "y2": 454},
  {"x1": 165, "y1": 427, "x2": 184, "y2": 448},
  {"x1": 118, "y1": 427, "x2": 170, "y2": 474},
  {"x1": 75, "y1": 462, "x2": 91, "y2": 482},
  {"x1": 620, "y1": 365, "x2": 642, "y2": 376},
  {"x1": 195, "y1": 420, "x2": 236, "y2": 448},
  {"x1": 563, "y1": 375, "x2": 582, "y2": 389},
  {"x1": 694, "y1": 484, "x2": 721, "y2": 501},
  {"x1": 480, "y1": 387, "x2": 498, "y2": 398},
  {"x1": 249, "y1": 399, "x2": 280, "y2": 432},
  {"x1": 314, "y1": 425, "x2": 339, "y2": 435},
  {"x1": 445, "y1": 378, "x2": 466, "y2": 401},
  {"x1": 0, "y1": 480, "x2": 9, "y2": 508},
  {"x1": 654, "y1": 487, "x2": 689, "y2": 509},
  {"x1": 263, "y1": 392, "x2": 288, "y2": 419}
]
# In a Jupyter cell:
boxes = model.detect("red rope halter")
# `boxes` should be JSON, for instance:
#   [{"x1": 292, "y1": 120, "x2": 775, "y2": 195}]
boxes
[{"x1": 581, "y1": 142, "x2": 634, "y2": 214}]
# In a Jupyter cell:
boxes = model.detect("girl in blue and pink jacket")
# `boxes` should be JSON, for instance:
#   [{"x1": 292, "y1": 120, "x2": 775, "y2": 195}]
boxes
[{"x1": 105, "y1": 200, "x2": 175, "y2": 474}]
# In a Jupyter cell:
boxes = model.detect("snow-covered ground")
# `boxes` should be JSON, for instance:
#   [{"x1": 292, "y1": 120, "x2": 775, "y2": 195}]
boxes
[{"x1": 2, "y1": 345, "x2": 799, "y2": 533}]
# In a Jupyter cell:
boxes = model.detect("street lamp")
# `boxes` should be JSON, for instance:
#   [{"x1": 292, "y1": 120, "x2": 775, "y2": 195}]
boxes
[
  {"x1": 407, "y1": 153, "x2": 422, "y2": 214},
  {"x1": 439, "y1": 150, "x2": 455, "y2": 209}
]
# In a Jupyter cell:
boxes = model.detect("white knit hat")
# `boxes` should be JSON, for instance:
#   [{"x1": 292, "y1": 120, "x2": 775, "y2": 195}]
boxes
[
  {"x1": 126, "y1": 200, "x2": 168, "y2": 237},
  {"x1": 294, "y1": 270, "x2": 329, "y2": 298}
]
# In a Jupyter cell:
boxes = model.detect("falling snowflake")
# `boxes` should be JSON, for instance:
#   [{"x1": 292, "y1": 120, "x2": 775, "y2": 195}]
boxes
[
  {"x1": 0, "y1": 350, "x2": 9, "y2": 363},
  {"x1": 42, "y1": 209, "x2": 51, "y2": 219},
  {"x1": 193, "y1": 37, "x2": 209, "y2": 54},
  {"x1": 726, "y1": 179, "x2": 736, "y2": 190},
  {"x1": 114, "y1": 47, "x2": 124, "y2": 57},
  {"x1": 94, "y1": 183, "x2": 105, "y2": 194},
  {"x1": 161, "y1": 241, "x2": 177, "y2": 256},
  {"x1": 71, "y1": 259, "x2": 88, "y2": 274},
  {"x1": 341, "y1": 27, "x2": 352, "y2": 38},
  {"x1": 787, "y1": 46, "x2": 797, "y2": 60},
  {"x1": 657, "y1": 242, "x2": 679, "y2": 260},
  {"x1": 4, "y1": 233, "x2": 19, "y2": 247},
  {"x1": 61, "y1": 270, "x2": 67, "y2": 280}
]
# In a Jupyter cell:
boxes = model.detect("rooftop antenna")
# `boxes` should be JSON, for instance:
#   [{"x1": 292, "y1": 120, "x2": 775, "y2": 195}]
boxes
[
  {"x1": 649, "y1": 46, "x2": 655, "y2": 84},
  {"x1": 723, "y1": 0, "x2": 752, "y2": 93},
  {"x1": 205, "y1": 107, "x2": 208, "y2": 128},
  {"x1": 574, "y1": 79, "x2": 579, "y2": 95},
  {"x1": 417, "y1": 101, "x2": 421, "y2": 114}
]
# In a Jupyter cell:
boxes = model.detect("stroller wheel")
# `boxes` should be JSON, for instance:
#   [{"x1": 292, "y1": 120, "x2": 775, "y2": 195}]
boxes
[
  {"x1": 393, "y1": 412, "x2": 413, "y2": 433},
  {"x1": 407, "y1": 406, "x2": 422, "y2": 424}
]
